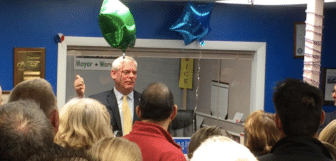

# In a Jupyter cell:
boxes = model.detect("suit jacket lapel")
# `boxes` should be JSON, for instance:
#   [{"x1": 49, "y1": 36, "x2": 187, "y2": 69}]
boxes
[
  {"x1": 133, "y1": 91, "x2": 141, "y2": 123},
  {"x1": 106, "y1": 89, "x2": 122, "y2": 133}
]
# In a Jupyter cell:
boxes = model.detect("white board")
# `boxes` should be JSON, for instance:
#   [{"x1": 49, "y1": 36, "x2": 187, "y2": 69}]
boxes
[{"x1": 211, "y1": 81, "x2": 229, "y2": 120}]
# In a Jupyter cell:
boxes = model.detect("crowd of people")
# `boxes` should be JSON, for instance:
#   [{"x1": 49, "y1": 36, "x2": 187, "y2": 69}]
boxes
[{"x1": 1, "y1": 55, "x2": 336, "y2": 161}]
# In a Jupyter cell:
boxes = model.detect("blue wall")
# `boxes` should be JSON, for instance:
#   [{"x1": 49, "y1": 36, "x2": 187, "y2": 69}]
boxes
[{"x1": 1, "y1": 1, "x2": 336, "y2": 113}]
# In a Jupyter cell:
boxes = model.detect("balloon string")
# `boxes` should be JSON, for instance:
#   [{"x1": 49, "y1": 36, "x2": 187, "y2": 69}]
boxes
[
  {"x1": 193, "y1": 50, "x2": 202, "y2": 133},
  {"x1": 216, "y1": 60, "x2": 221, "y2": 126},
  {"x1": 120, "y1": 53, "x2": 126, "y2": 93}
]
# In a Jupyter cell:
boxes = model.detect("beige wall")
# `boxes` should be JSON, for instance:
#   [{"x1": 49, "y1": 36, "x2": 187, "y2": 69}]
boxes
[
  {"x1": 196, "y1": 59, "x2": 219, "y2": 114},
  {"x1": 220, "y1": 59, "x2": 252, "y2": 120},
  {"x1": 197, "y1": 59, "x2": 252, "y2": 121}
]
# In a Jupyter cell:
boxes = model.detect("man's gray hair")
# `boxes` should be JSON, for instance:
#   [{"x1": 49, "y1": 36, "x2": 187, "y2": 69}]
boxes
[
  {"x1": 8, "y1": 78, "x2": 57, "y2": 117},
  {"x1": 111, "y1": 56, "x2": 137, "y2": 71}
]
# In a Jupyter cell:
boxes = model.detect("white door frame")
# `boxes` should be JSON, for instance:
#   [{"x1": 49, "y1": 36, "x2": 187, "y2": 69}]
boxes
[{"x1": 57, "y1": 36, "x2": 266, "y2": 113}]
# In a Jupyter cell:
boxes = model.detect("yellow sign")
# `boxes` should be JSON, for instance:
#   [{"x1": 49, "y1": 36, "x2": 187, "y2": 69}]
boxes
[{"x1": 179, "y1": 58, "x2": 194, "y2": 89}]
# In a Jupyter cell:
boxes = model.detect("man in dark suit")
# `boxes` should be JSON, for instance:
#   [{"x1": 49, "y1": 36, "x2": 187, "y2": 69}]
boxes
[{"x1": 75, "y1": 56, "x2": 140, "y2": 136}]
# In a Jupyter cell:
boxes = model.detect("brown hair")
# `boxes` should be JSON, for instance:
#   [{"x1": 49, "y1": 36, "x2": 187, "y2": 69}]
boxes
[
  {"x1": 188, "y1": 126, "x2": 232, "y2": 159},
  {"x1": 8, "y1": 78, "x2": 57, "y2": 117},
  {"x1": 244, "y1": 110, "x2": 281, "y2": 155},
  {"x1": 0, "y1": 100, "x2": 54, "y2": 161}
]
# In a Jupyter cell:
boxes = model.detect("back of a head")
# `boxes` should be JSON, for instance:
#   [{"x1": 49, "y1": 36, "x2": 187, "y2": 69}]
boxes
[
  {"x1": 89, "y1": 137, "x2": 142, "y2": 161},
  {"x1": 244, "y1": 110, "x2": 281, "y2": 156},
  {"x1": 54, "y1": 98, "x2": 114, "y2": 150},
  {"x1": 188, "y1": 126, "x2": 232, "y2": 159},
  {"x1": 273, "y1": 78, "x2": 323, "y2": 136},
  {"x1": 27, "y1": 146, "x2": 97, "y2": 161},
  {"x1": 319, "y1": 120, "x2": 336, "y2": 147},
  {"x1": 190, "y1": 136, "x2": 257, "y2": 161},
  {"x1": 8, "y1": 78, "x2": 57, "y2": 117},
  {"x1": 0, "y1": 100, "x2": 54, "y2": 161},
  {"x1": 139, "y1": 82, "x2": 174, "y2": 122},
  {"x1": 54, "y1": 150, "x2": 97, "y2": 161}
]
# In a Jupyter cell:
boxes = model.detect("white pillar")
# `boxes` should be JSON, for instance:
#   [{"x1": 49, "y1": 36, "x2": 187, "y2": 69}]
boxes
[{"x1": 303, "y1": 0, "x2": 324, "y2": 87}]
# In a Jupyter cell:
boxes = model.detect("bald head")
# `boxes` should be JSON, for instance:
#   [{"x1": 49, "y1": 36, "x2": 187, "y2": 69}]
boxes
[{"x1": 138, "y1": 82, "x2": 174, "y2": 122}]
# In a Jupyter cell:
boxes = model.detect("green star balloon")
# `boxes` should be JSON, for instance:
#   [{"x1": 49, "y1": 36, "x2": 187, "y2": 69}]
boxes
[{"x1": 99, "y1": 0, "x2": 136, "y2": 52}]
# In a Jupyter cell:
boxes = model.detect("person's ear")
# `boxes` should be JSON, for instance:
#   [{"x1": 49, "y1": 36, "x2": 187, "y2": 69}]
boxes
[
  {"x1": 49, "y1": 109, "x2": 59, "y2": 136},
  {"x1": 111, "y1": 70, "x2": 117, "y2": 80},
  {"x1": 170, "y1": 105, "x2": 178, "y2": 120},
  {"x1": 275, "y1": 114, "x2": 282, "y2": 130},
  {"x1": 320, "y1": 110, "x2": 326, "y2": 125},
  {"x1": 136, "y1": 106, "x2": 142, "y2": 119}
]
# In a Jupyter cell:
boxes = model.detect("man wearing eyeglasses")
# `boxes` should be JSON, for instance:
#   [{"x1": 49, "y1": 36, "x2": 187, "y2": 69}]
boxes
[{"x1": 74, "y1": 56, "x2": 140, "y2": 137}]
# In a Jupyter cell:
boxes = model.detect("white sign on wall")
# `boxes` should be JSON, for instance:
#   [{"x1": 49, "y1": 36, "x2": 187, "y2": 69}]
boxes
[{"x1": 74, "y1": 57, "x2": 115, "y2": 70}]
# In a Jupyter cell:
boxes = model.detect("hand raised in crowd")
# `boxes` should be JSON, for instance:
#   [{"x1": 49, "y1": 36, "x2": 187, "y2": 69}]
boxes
[{"x1": 74, "y1": 75, "x2": 85, "y2": 98}]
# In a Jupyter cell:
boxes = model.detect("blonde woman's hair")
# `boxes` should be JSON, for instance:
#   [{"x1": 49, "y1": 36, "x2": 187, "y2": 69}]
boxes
[
  {"x1": 89, "y1": 137, "x2": 142, "y2": 161},
  {"x1": 319, "y1": 119, "x2": 336, "y2": 147},
  {"x1": 54, "y1": 98, "x2": 113, "y2": 150},
  {"x1": 191, "y1": 136, "x2": 257, "y2": 161},
  {"x1": 188, "y1": 126, "x2": 232, "y2": 159},
  {"x1": 244, "y1": 110, "x2": 281, "y2": 155}
]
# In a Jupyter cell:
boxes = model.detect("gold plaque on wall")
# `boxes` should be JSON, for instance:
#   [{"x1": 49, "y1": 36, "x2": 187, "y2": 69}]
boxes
[{"x1": 14, "y1": 48, "x2": 45, "y2": 86}]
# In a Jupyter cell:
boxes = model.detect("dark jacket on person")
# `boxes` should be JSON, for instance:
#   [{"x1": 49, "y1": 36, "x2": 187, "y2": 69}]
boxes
[
  {"x1": 251, "y1": 150, "x2": 265, "y2": 157},
  {"x1": 321, "y1": 141, "x2": 336, "y2": 161},
  {"x1": 89, "y1": 89, "x2": 141, "y2": 136},
  {"x1": 258, "y1": 136, "x2": 333, "y2": 161}
]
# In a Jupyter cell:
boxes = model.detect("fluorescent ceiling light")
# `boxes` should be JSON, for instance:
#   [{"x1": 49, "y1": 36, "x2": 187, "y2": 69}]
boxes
[{"x1": 216, "y1": 0, "x2": 336, "y2": 5}]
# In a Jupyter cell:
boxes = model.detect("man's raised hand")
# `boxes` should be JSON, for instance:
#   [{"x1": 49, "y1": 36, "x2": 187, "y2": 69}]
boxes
[{"x1": 74, "y1": 75, "x2": 85, "y2": 98}]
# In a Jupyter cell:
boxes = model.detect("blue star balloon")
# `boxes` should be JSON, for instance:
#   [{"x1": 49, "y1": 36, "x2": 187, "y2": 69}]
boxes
[{"x1": 170, "y1": 2, "x2": 214, "y2": 46}]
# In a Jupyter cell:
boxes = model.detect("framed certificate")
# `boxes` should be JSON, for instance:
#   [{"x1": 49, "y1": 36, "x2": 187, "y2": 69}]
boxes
[
  {"x1": 321, "y1": 68, "x2": 336, "y2": 105},
  {"x1": 14, "y1": 48, "x2": 45, "y2": 86},
  {"x1": 294, "y1": 22, "x2": 305, "y2": 58}
]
